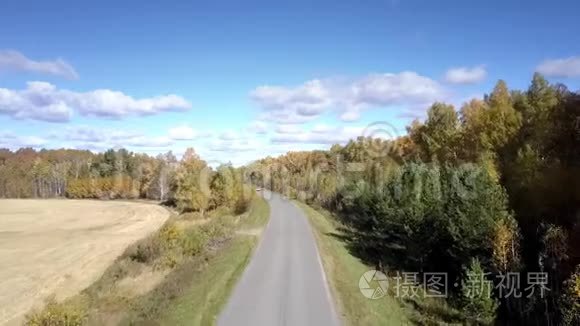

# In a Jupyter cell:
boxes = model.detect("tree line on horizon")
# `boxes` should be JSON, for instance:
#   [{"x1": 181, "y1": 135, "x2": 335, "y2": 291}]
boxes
[
  {"x1": 245, "y1": 73, "x2": 580, "y2": 325},
  {"x1": 0, "y1": 147, "x2": 252, "y2": 217}
]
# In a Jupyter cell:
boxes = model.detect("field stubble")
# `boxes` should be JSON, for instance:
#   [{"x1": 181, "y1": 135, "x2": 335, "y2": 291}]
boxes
[{"x1": 0, "y1": 199, "x2": 170, "y2": 325}]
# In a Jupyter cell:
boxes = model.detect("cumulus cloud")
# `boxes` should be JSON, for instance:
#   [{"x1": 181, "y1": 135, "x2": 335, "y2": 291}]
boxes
[
  {"x1": 311, "y1": 123, "x2": 334, "y2": 133},
  {"x1": 219, "y1": 130, "x2": 240, "y2": 141},
  {"x1": 251, "y1": 72, "x2": 445, "y2": 123},
  {"x1": 350, "y1": 72, "x2": 443, "y2": 106},
  {"x1": 339, "y1": 110, "x2": 361, "y2": 122},
  {"x1": 0, "y1": 82, "x2": 73, "y2": 122},
  {"x1": 270, "y1": 121, "x2": 404, "y2": 146},
  {"x1": 251, "y1": 80, "x2": 332, "y2": 121},
  {"x1": 64, "y1": 125, "x2": 140, "y2": 142},
  {"x1": 125, "y1": 136, "x2": 173, "y2": 147},
  {"x1": 206, "y1": 131, "x2": 260, "y2": 154},
  {"x1": 444, "y1": 65, "x2": 487, "y2": 84},
  {"x1": 536, "y1": 56, "x2": 580, "y2": 78},
  {"x1": 0, "y1": 131, "x2": 48, "y2": 148},
  {"x1": 275, "y1": 124, "x2": 302, "y2": 134},
  {"x1": 168, "y1": 125, "x2": 206, "y2": 140},
  {"x1": 271, "y1": 125, "x2": 365, "y2": 145},
  {"x1": 0, "y1": 50, "x2": 78, "y2": 79},
  {"x1": 61, "y1": 125, "x2": 174, "y2": 148},
  {"x1": 247, "y1": 120, "x2": 269, "y2": 134},
  {"x1": 208, "y1": 139, "x2": 257, "y2": 153},
  {"x1": 0, "y1": 82, "x2": 192, "y2": 122}
]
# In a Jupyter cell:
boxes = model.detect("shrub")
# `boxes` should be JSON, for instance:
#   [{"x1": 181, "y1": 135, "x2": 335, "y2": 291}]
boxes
[
  {"x1": 158, "y1": 223, "x2": 183, "y2": 250},
  {"x1": 161, "y1": 251, "x2": 180, "y2": 269},
  {"x1": 127, "y1": 235, "x2": 162, "y2": 264},
  {"x1": 25, "y1": 297, "x2": 86, "y2": 326},
  {"x1": 560, "y1": 265, "x2": 580, "y2": 326},
  {"x1": 233, "y1": 197, "x2": 250, "y2": 215},
  {"x1": 200, "y1": 215, "x2": 234, "y2": 240},
  {"x1": 181, "y1": 228, "x2": 208, "y2": 256}
]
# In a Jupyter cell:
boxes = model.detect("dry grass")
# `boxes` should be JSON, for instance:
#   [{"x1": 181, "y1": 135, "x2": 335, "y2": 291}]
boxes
[
  {"x1": 115, "y1": 266, "x2": 169, "y2": 298},
  {"x1": 0, "y1": 199, "x2": 169, "y2": 326}
]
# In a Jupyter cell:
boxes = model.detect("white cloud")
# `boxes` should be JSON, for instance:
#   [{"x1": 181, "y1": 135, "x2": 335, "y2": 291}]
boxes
[
  {"x1": 63, "y1": 125, "x2": 140, "y2": 142},
  {"x1": 168, "y1": 125, "x2": 202, "y2": 140},
  {"x1": 247, "y1": 120, "x2": 268, "y2": 134},
  {"x1": 251, "y1": 80, "x2": 332, "y2": 122},
  {"x1": 350, "y1": 72, "x2": 443, "y2": 106},
  {"x1": 208, "y1": 139, "x2": 258, "y2": 153},
  {"x1": 444, "y1": 65, "x2": 487, "y2": 84},
  {"x1": 125, "y1": 136, "x2": 173, "y2": 148},
  {"x1": 311, "y1": 123, "x2": 334, "y2": 134},
  {"x1": 61, "y1": 125, "x2": 174, "y2": 148},
  {"x1": 339, "y1": 110, "x2": 360, "y2": 122},
  {"x1": 536, "y1": 56, "x2": 580, "y2": 78},
  {"x1": 0, "y1": 131, "x2": 48, "y2": 148},
  {"x1": 251, "y1": 72, "x2": 445, "y2": 123},
  {"x1": 70, "y1": 142, "x2": 111, "y2": 152},
  {"x1": 0, "y1": 81, "x2": 192, "y2": 122},
  {"x1": 219, "y1": 130, "x2": 240, "y2": 141},
  {"x1": 271, "y1": 125, "x2": 365, "y2": 145},
  {"x1": 275, "y1": 124, "x2": 302, "y2": 134},
  {"x1": 0, "y1": 49, "x2": 78, "y2": 79},
  {"x1": 0, "y1": 82, "x2": 73, "y2": 122}
]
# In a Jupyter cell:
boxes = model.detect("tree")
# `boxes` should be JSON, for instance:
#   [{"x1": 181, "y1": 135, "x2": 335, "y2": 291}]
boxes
[
  {"x1": 523, "y1": 73, "x2": 558, "y2": 145},
  {"x1": 149, "y1": 153, "x2": 175, "y2": 201},
  {"x1": 559, "y1": 265, "x2": 580, "y2": 326},
  {"x1": 210, "y1": 165, "x2": 235, "y2": 208},
  {"x1": 172, "y1": 148, "x2": 210, "y2": 214},
  {"x1": 415, "y1": 102, "x2": 460, "y2": 163},
  {"x1": 460, "y1": 99, "x2": 489, "y2": 160},
  {"x1": 460, "y1": 81, "x2": 522, "y2": 159},
  {"x1": 492, "y1": 216, "x2": 522, "y2": 273},
  {"x1": 461, "y1": 258, "x2": 498, "y2": 324}
]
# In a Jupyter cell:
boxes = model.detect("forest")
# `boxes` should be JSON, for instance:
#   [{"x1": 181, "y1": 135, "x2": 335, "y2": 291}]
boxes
[
  {"x1": 0, "y1": 147, "x2": 251, "y2": 217},
  {"x1": 1, "y1": 73, "x2": 579, "y2": 325},
  {"x1": 245, "y1": 73, "x2": 580, "y2": 325}
]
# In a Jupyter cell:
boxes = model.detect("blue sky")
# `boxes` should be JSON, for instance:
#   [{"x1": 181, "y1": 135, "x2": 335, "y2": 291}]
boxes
[{"x1": 1, "y1": 0, "x2": 579, "y2": 165}]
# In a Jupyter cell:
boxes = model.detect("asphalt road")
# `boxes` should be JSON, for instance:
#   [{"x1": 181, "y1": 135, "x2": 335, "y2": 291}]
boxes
[{"x1": 218, "y1": 191, "x2": 341, "y2": 326}]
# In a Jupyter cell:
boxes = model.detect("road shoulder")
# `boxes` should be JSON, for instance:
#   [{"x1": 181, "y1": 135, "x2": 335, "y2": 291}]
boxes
[{"x1": 294, "y1": 201, "x2": 410, "y2": 326}]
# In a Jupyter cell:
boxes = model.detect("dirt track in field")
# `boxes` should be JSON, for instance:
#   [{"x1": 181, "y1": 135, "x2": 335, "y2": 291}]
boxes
[{"x1": 0, "y1": 199, "x2": 170, "y2": 325}]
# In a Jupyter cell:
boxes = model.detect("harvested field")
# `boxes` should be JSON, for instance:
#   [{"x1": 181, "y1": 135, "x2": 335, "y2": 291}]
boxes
[{"x1": 0, "y1": 199, "x2": 170, "y2": 325}]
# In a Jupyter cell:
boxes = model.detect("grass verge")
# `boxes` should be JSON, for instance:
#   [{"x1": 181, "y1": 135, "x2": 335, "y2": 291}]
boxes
[
  {"x1": 295, "y1": 201, "x2": 410, "y2": 325},
  {"x1": 158, "y1": 236, "x2": 255, "y2": 325},
  {"x1": 158, "y1": 195, "x2": 270, "y2": 325},
  {"x1": 239, "y1": 193, "x2": 270, "y2": 229},
  {"x1": 25, "y1": 195, "x2": 270, "y2": 326},
  {"x1": 297, "y1": 202, "x2": 464, "y2": 325}
]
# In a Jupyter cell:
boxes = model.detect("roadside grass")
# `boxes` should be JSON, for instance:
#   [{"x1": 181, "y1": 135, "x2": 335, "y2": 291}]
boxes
[
  {"x1": 296, "y1": 202, "x2": 463, "y2": 326},
  {"x1": 238, "y1": 192, "x2": 270, "y2": 229},
  {"x1": 25, "y1": 195, "x2": 270, "y2": 326},
  {"x1": 295, "y1": 201, "x2": 410, "y2": 325},
  {"x1": 158, "y1": 236, "x2": 255, "y2": 325},
  {"x1": 157, "y1": 195, "x2": 270, "y2": 325}
]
